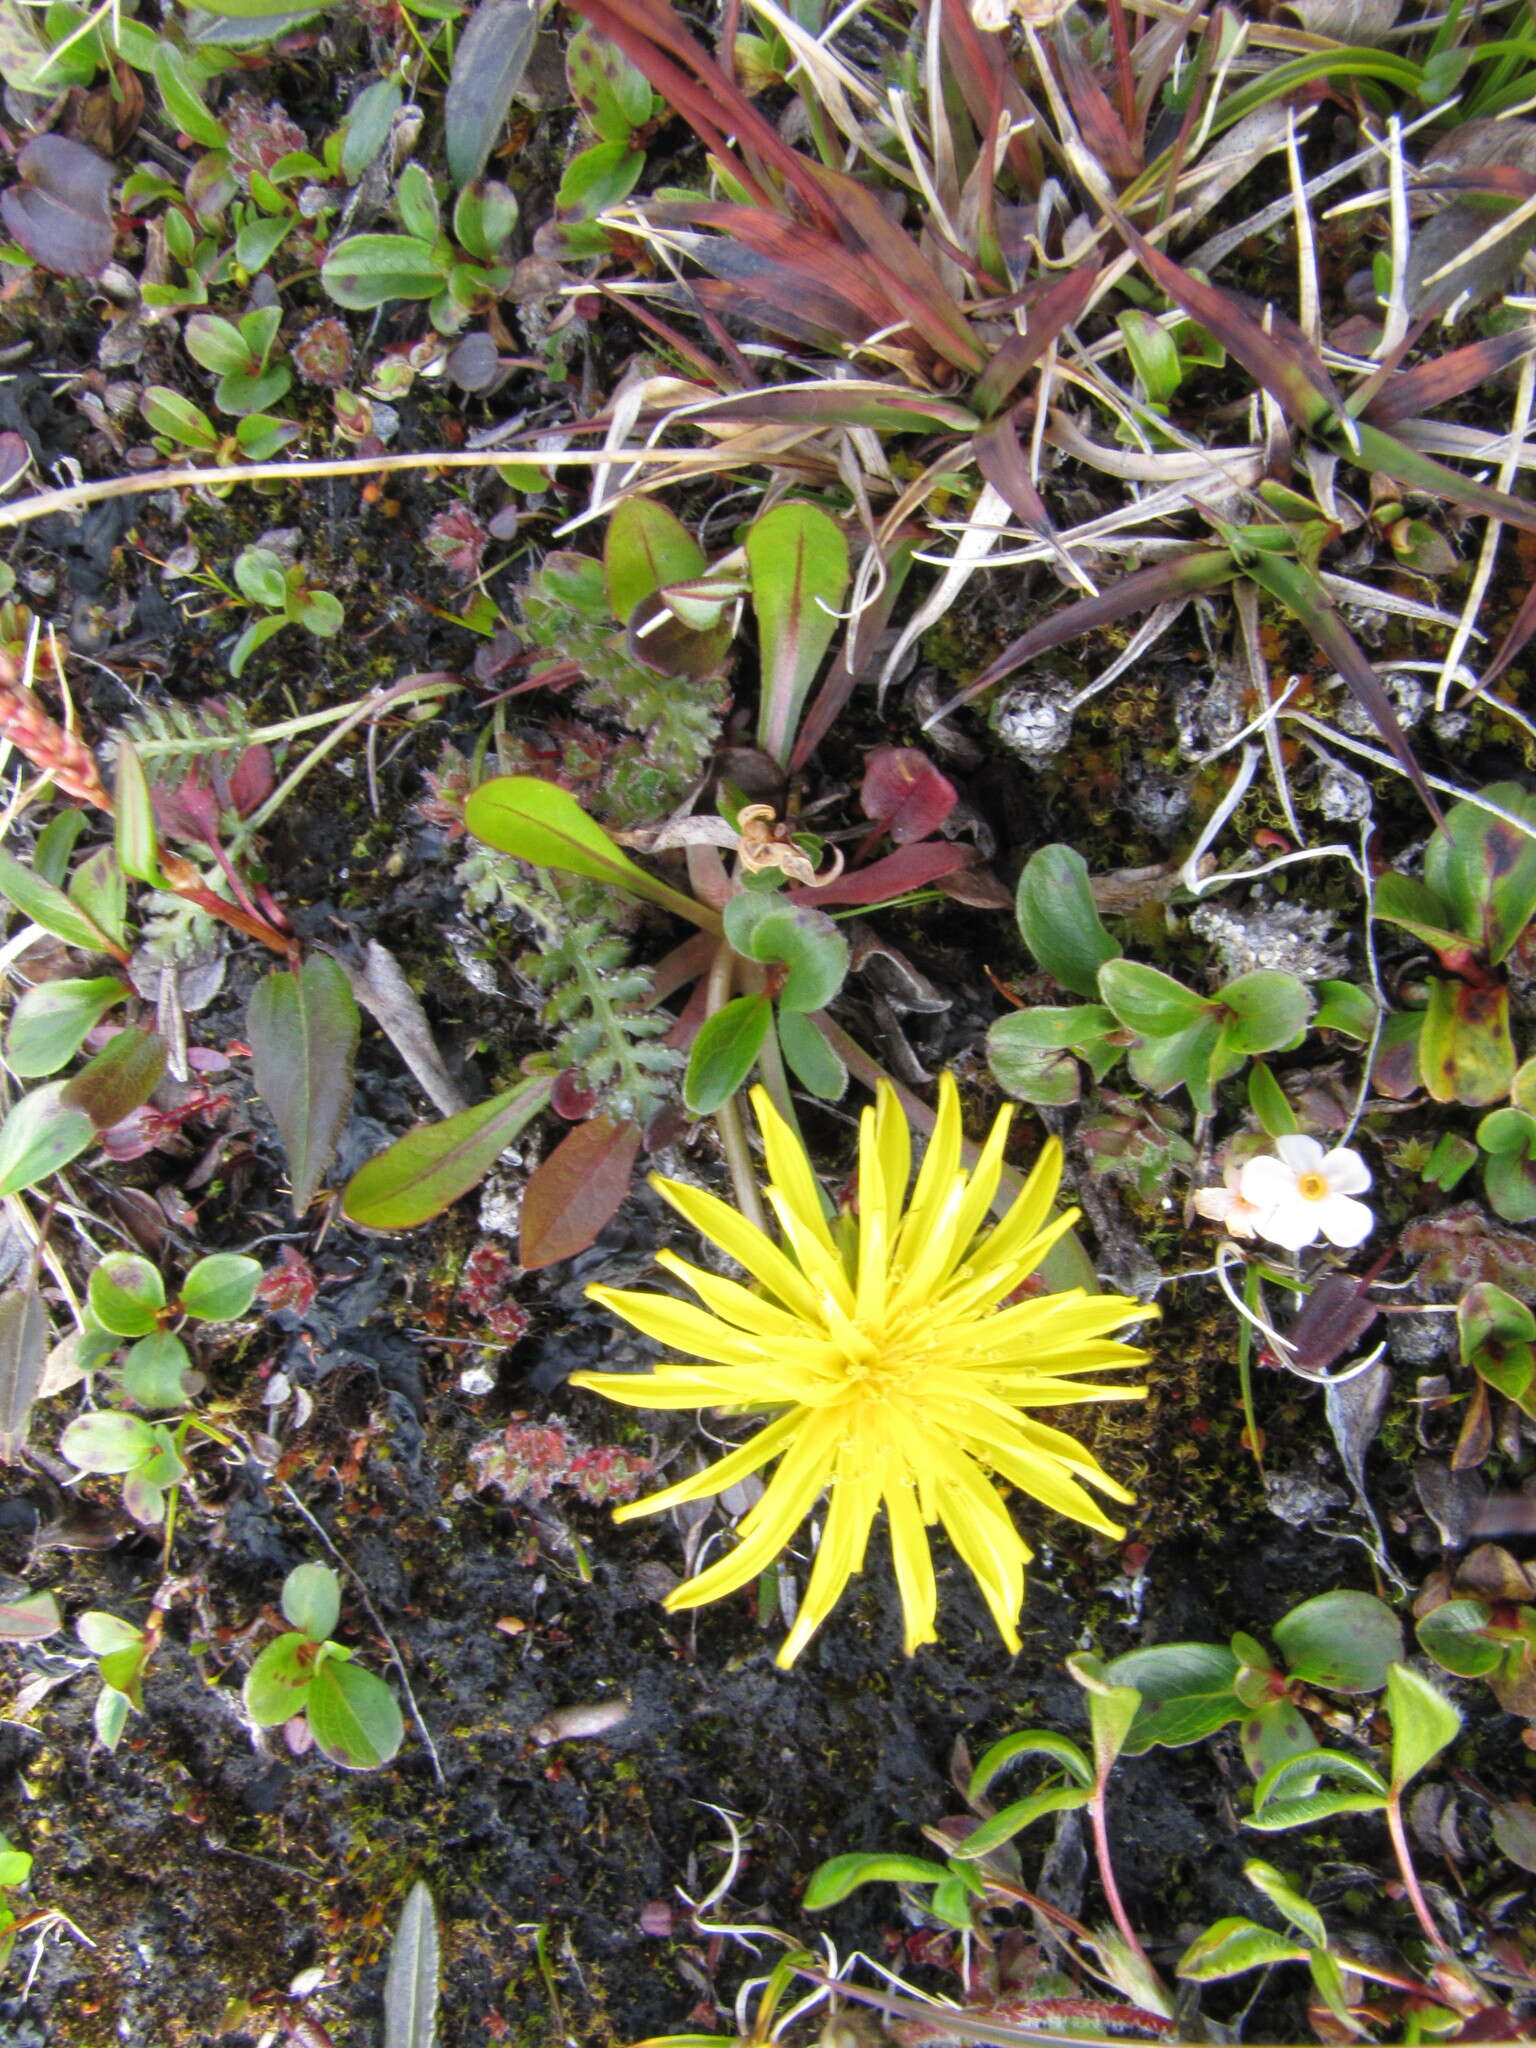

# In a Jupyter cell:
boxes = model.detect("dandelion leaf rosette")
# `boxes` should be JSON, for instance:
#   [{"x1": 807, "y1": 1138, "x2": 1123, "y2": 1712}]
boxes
[{"x1": 574, "y1": 1074, "x2": 1150, "y2": 1667}]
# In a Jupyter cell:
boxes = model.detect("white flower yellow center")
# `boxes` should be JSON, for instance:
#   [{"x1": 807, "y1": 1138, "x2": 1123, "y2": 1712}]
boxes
[{"x1": 1296, "y1": 1171, "x2": 1330, "y2": 1202}]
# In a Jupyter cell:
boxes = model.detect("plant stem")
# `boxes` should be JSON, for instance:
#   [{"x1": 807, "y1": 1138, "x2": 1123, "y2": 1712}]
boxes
[
  {"x1": 1386, "y1": 1793, "x2": 1450, "y2": 1958},
  {"x1": 1089, "y1": 1782, "x2": 1154, "y2": 1976},
  {"x1": 1238, "y1": 1257, "x2": 1266, "y2": 1474},
  {"x1": 704, "y1": 943, "x2": 768, "y2": 1234}
]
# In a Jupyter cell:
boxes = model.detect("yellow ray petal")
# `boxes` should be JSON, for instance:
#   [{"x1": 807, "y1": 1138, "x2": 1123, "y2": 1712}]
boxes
[
  {"x1": 664, "y1": 1414, "x2": 841, "y2": 1611},
  {"x1": 962, "y1": 1430, "x2": 1128, "y2": 1537},
  {"x1": 585, "y1": 1285, "x2": 776, "y2": 1366},
  {"x1": 765, "y1": 1185, "x2": 857, "y2": 1318},
  {"x1": 935, "y1": 1459, "x2": 1028, "y2": 1654},
  {"x1": 775, "y1": 1462, "x2": 881, "y2": 1667},
  {"x1": 656, "y1": 1250, "x2": 809, "y2": 1338},
  {"x1": 655, "y1": 1176, "x2": 825, "y2": 1321},
  {"x1": 872, "y1": 1080, "x2": 911, "y2": 1225},
  {"x1": 884, "y1": 1476, "x2": 938, "y2": 1654},
  {"x1": 947, "y1": 1138, "x2": 1064, "y2": 1294},
  {"x1": 931, "y1": 1100, "x2": 1014, "y2": 1290},
  {"x1": 902, "y1": 1070, "x2": 963, "y2": 1251},
  {"x1": 612, "y1": 1410, "x2": 803, "y2": 1522},
  {"x1": 750, "y1": 1086, "x2": 836, "y2": 1256}
]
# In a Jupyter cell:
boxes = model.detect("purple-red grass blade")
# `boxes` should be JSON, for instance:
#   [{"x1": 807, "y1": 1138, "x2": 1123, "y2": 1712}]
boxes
[
  {"x1": 1052, "y1": 16, "x2": 1141, "y2": 183},
  {"x1": 972, "y1": 265, "x2": 1101, "y2": 418},
  {"x1": 946, "y1": 548, "x2": 1237, "y2": 710},
  {"x1": 1240, "y1": 549, "x2": 1443, "y2": 827},
  {"x1": 974, "y1": 411, "x2": 1051, "y2": 532},
  {"x1": 1360, "y1": 327, "x2": 1536, "y2": 429}
]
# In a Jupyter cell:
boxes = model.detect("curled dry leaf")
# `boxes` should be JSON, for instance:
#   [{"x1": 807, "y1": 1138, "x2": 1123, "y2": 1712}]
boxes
[{"x1": 0, "y1": 134, "x2": 115, "y2": 278}]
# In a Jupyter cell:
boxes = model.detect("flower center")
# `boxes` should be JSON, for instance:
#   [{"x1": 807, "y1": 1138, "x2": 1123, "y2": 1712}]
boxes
[{"x1": 1296, "y1": 1171, "x2": 1330, "y2": 1202}]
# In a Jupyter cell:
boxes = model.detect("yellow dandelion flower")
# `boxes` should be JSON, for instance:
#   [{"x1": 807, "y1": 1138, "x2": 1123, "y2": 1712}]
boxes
[{"x1": 572, "y1": 1075, "x2": 1151, "y2": 1669}]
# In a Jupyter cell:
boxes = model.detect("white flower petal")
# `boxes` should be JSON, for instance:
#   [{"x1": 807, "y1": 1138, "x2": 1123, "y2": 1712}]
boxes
[
  {"x1": 1321, "y1": 1147, "x2": 1372, "y2": 1197},
  {"x1": 1274, "y1": 1132, "x2": 1326, "y2": 1174},
  {"x1": 1317, "y1": 1193, "x2": 1375, "y2": 1248},
  {"x1": 1237, "y1": 1156, "x2": 1296, "y2": 1208},
  {"x1": 1255, "y1": 1201, "x2": 1324, "y2": 1252}
]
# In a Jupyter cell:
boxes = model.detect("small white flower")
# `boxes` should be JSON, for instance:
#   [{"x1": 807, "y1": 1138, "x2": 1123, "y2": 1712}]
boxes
[
  {"x1": 1193, "y1": 1161, "x2": 1267, "y2": 1240},
  {"x1": 1237, "y1": 1134, "x2": 1374, "y2": 1252}
]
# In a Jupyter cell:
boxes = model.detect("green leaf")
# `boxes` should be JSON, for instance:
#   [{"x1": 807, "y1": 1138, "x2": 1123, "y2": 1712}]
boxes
[
  {"x1": 4, "y1": 975, "x2": 126, "y2": 1077},
  {"x1": 321, "y1": 233, "x2": 444, "y2": 309},
  {"x1": 1372, "y1": 871, "x2": 1468, "y2": 959},
  {"x1": 465, "y1": 776, "x2": 716, "y2": 929},
  {"x1": 748, "y1": 501, "x2": 849, "y2": 769},
  {"x1": 59, "y1": 1407, "x2": 157, "y2": 1474},
  {"x1": 113, "y1": 737, "x2": 160, "y2": 886},
  {"x1": 1273, "y1": 1591, "x2": 1403, "y2": 1694},
  {"x1": 0, "y1": 847, "x2": 115, "y2": 953},
  {"x1": 1015, "y1": 846, "x2": 1122, "y2": 999},
  {"x1": 1104, "y1": 1642, "x2": 1243, "y2": 1753},
  {"x1": 968, "y1": 1728, "x2": 1094, "y2": 1800},
  {"x1": 68, "y1": 847, "x2": 127, "y2": 949},
  {"x1": 1424, "y1": 782, "x2": 1536, "y2": 966},
  {"x1": 1126, "y1": 1016, "x2": 1222, "y2": 1111},
  {"x1": 383, "y1": 1880, "x2": 440, "y2": 2048},
  {"x1": 234, "y1": 546, "x2": 289, "y2": 610},
  {"x1": 947, "y1": 1785, "x2": 1093, "y2": 1860},
  {"x1": 1417, "y1": 1599, "x2": 1502, "y2": 1680},
  {"x1": 1253, "y1": 1748, "x2": 1387, "y2": 1808},
  {"x1": 683, "y1": 995, "x2": 771, "y2": 1115},
  {"x1": 604, "y1": 497, "x2": 706, "y2": 626},
  {"x1": 443, "y1": 0, "x2": 538, "y2": 185},
  {"x1": 1068, "y1": 1652, "x2": 1142, "y2": 1779},
  {"x1": 140, "y1": 385, "x2": 219, "y2": 451},
  {"x1": 567, "y1": 20, "x2": 654, "y2": 141},
  {"x1": 1245, "y1": 1790, "x2": 1390, "y2": 1830},
  {"x1": 88, "y1": 1251, "x2": 165, "y2": 1337},
  {"x1": 556, "y1": 140, "x2": 644, "y2": 219},
  {"x1": 180, "y1": 1251, "x2": 262, "y2": 1322},
  {"x1": 183, "y1": 312, "x2": 250, "y2": 376},
  {"x1": 1313, "y1": 979, "x2": 1378, "y2": 1040},
  {"x1": 216, "y1": 364, "x2": 291, "y2": 418},
  {"x1": 776, "y1": 1008, "x2": 845, "y2": 1100},
  {"x1": 1243, "y1": 1858, "x2": 1328, "y2": 1948},
  {"x1": 30, "y1": 809, "x2": 84, "y2": 886},
  {"x1": 235, "y1": 213, "x2": 291, "y2": 272},
  {"x1": 1386, "y1": 1661, "x2": 1460, "y2": 1793},
  {"x1": 343, "y1": 1077, "x2": 552, "y2": 1231},
  {"x1": 153, "y1": 43, "x2": 227, "y2": 150},
  {"x1": 1216, "y1": 971, "x2": 1314, "y2": 1055},
  {"x1": 306, "y1": 1657, "x2": 404, "y2": 1770},
  {"x1": 1176, "y1": 1917, "x2": 1310, "y2": 1982},
  {"x1": 1239, "y1": 1697, "x2": 1318, "y2": 1783},
  {"x1": 282, "y1": 1562, "x2": 341, "y2": 1641},
  {"x1": 247, "y1": 957, "x2": 360, "y2": 1215},
  {"x1": 802, "y1": 1852, "x2": 950, "y2": 1910},
  {"x1": 1419, "y1": 974, "x2": 1515, "y2": 1106},
  {"x1": 76, "y1": 1610, "x2": 144, "y2": 1657},
  {"x1": 120, "y1": 1331, "x2": 197, "y2": 1409},
  {"x1": 243, "y1": 1631, "x2": 314, "y2": 1726},
  {"x1": 229, "y1": 613, "x2": 290, "y2": 678},
  {"x1": 1247, "y1": 1061, "x2": 1298, "y2": 1138},
  {"x1": 394, "y1": 159, "x2": 440, "y2": 243},
  {"x1": 61, "y1": 1026, "x2": 167, "y2": 1130},
  {"x1": 985, "y1": 1028, "x2": 1083, "y2": 1106},
  {"x1": 0, "y1": 1082, "x2": 96, "y2": 1196},
  {"x1": 1118, "y1": 308, "x2": 1184, "y2": 405},
  {"x1": 342, "y1": 76, "x2": 403, "y2": 182},
  {"x1": 0, "y1": 1589, "x2": 60, "y2": 1642},
  {"x1": 722, "y1": 894, "x2": 848, "y2": 1013},
  {"x1": 295, "y1": 588, "x2": 344, "y2": 637},
  {"x1": 94, "y1": 1685, "x2": 131, "y2": 1749},
  {"x1": 1098, "y1": 959, "x2": 1212, "y2": 1038}
]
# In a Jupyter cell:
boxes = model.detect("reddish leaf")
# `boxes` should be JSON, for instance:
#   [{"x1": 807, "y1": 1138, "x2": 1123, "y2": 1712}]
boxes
[
  {"x1": 519, "y1": 1116, "x2": 641, "y2": 1269},
  {"x1": 795, "y1": 842, "x2": 972, "y2": 907},
  {"x1": 860, "y1": 747, "x2": 957, "y2": 844},
  {"x1": 972, "y1": 265, "x2": 1100, "y2": 418},
  {"x1": 1361, "y1": 327, "x2": 1536, "y2": 429},
  {"x1": 0, "y1": 134, "x2": 114, "y2": 278},
  {"x1": 1052, "y1": 17, "x2": 1139, "y2": 183},
  {"x1": 974, "y1": 411, "x2": 1051, "y2": 533},
  {"x1": 958, "y1": 549, "x2": 1237, "y2": 707}
]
